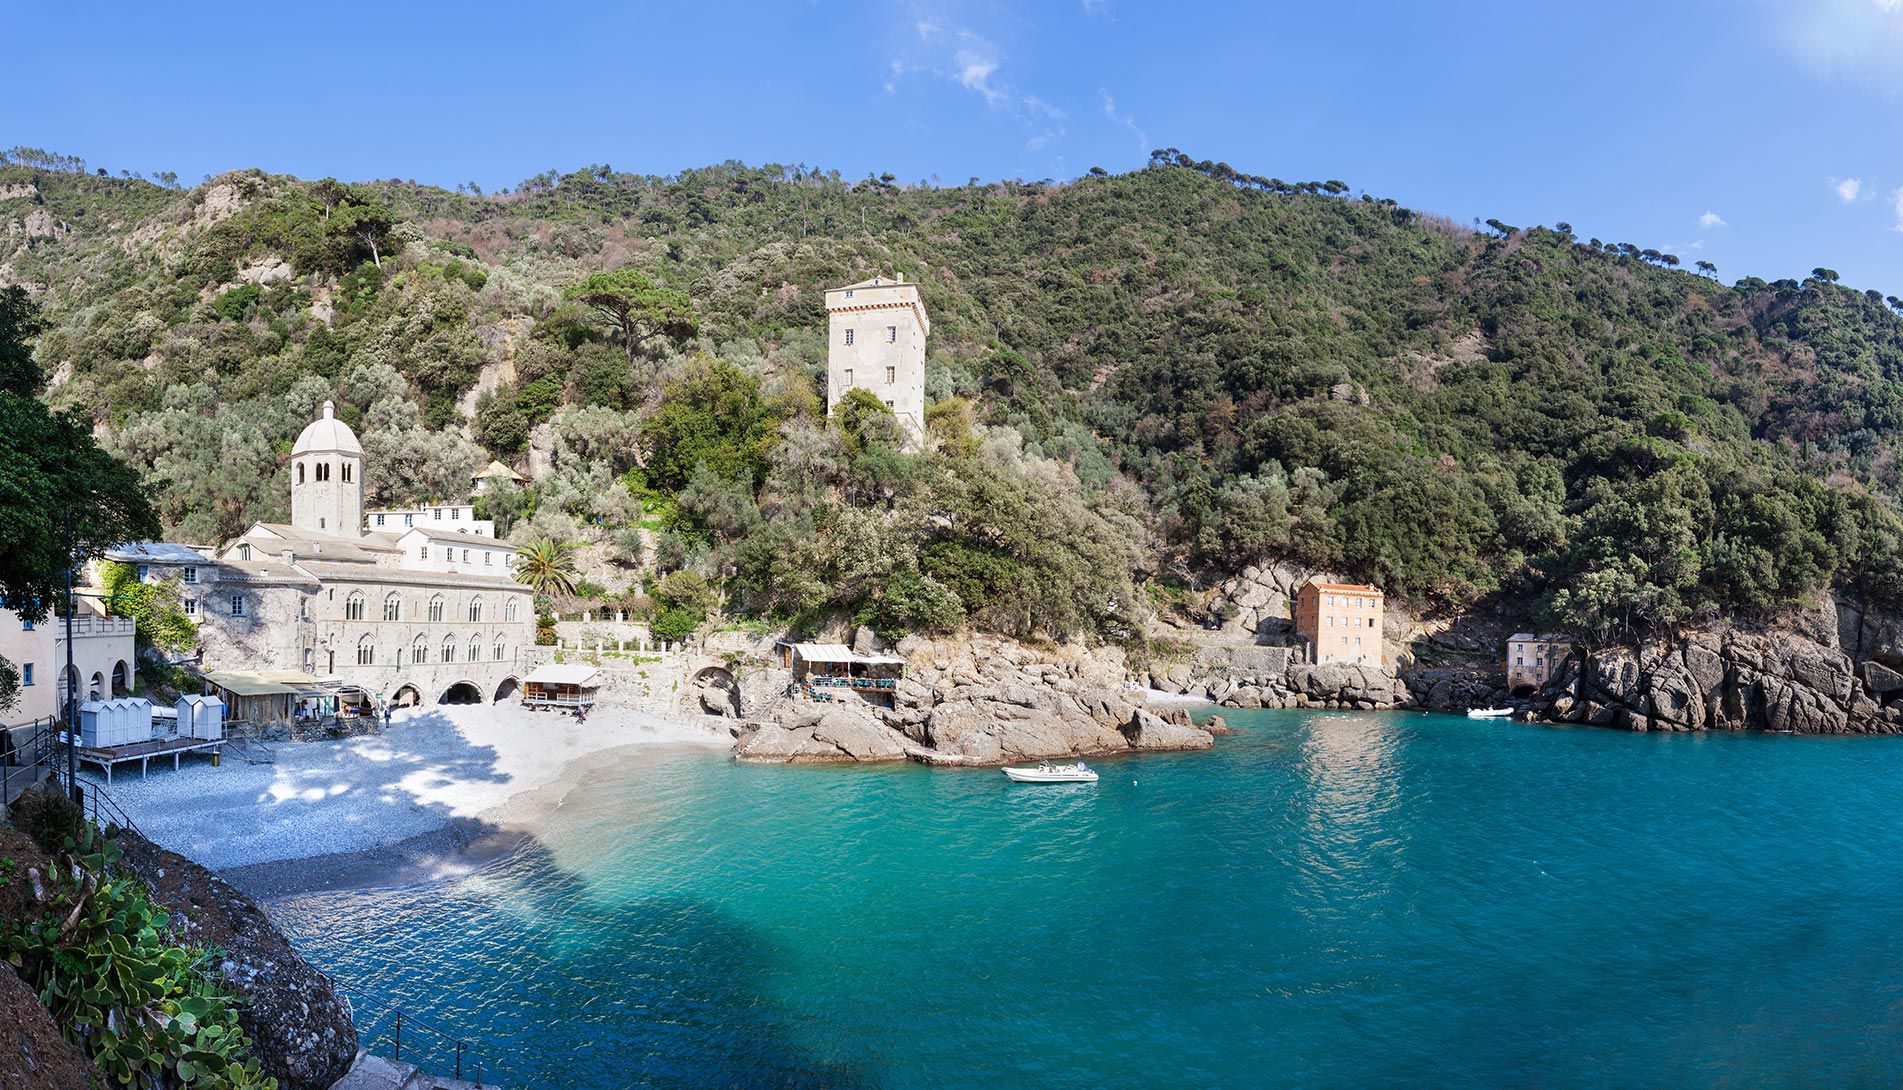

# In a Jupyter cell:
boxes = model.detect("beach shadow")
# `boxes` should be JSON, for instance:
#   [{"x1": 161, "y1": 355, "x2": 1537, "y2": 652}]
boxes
[{"x1": 269, "y1": 839, "x2": 873, "y2": 1090}]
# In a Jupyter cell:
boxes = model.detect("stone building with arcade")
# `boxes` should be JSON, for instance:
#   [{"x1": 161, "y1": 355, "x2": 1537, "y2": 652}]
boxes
[{"x1": 178, "y1": 402, "x2": 535, "y2": 710}]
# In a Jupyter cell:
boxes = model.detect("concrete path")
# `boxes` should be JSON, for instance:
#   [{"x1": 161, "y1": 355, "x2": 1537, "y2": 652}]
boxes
[{"x1": 329, "y1": 1049, "x2": 500, "y2": 1090}]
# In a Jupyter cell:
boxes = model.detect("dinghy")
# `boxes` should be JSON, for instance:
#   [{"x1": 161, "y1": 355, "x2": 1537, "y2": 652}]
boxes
[
  {"x1": 1465, "y1": 707, "x2": 1514, "y2": 719},
  {"x1": 1002, "y1": 761, "x2": 1099, "y2": 783}
]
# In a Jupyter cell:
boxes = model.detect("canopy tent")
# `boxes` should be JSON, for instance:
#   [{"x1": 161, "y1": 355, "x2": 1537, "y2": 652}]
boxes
[{"x1": 522, "y1": 664, "x2": 602, "y2": 710}]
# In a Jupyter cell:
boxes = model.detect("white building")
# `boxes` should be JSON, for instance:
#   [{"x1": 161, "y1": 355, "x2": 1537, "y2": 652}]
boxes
[
  {"x1": 825, "y1": 275, "x2": 929, "y2": 450},
  {"x1": 0, "y1": 606, "x2": 137, "y2": 728},
  {"x1": 152, "y1": 402, "x2": 537, "y2": 714}
]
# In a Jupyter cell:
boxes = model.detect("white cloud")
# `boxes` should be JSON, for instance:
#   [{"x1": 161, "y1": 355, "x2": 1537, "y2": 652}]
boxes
[
  {"x1": 1772, "y1": 0, "x2": 1903, "y2": 92},
  {"x1": 1699, "y1": 211, "x2": 1727, "y2": 228},
  {"x1": 1082, "y1": 0, "x2": 1111, "y2": 14},
  {"x1": 1026, "y1": 127, "x2": 1066, "y2": 151},
  {"x1": 1099, "y1": 88, "x2": 1149, "y2": 152},
  {"x1": 1833, "y1": 176, "x2": 1866, "y2": 202},
  {"x1": 1891, "y1": 186, "x2": 1903, "y2": 231},
  {"x1": 954, "y1": 49, "x2": 1005, "y2": 106}
]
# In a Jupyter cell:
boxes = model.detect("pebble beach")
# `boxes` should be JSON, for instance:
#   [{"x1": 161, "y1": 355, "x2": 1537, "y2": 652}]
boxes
[{"x1": 86, "y1": 702, "x2": 732, "y2": 893}]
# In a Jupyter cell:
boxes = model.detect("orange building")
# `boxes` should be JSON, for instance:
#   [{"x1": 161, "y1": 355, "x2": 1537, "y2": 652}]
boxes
[
  {"x1": 1505, "y1": 633, "x2": 1568, "y2": 692},
  {"x1": 1293, "y1": 580, "x2": 1386, "y2": 666}
]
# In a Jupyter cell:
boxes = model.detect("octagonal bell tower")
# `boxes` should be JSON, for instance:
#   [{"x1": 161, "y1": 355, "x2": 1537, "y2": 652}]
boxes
[{"x1": 289, "y1": 401, "x2": 364, "y2": 537}]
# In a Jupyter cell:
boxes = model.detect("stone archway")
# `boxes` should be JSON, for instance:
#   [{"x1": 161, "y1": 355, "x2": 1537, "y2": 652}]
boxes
[
  {"x1": 392, "y1": 684, "x2": 422, "y2": 707},
  {"x1": 439, "y1": 681, "x2": 483, "y2": 705},
  {"x1": 493, "y1": 676, "x2": 520, "y2": 703},
  {"x1": 691, "y1": 666, "x2": 741, "y2": 718},
  {"x1": 88, "y1": 672, "x2": 105, "y2": 702},
  {"x1": 111, "y1": 660, "x2": 130, "y2": 696}
]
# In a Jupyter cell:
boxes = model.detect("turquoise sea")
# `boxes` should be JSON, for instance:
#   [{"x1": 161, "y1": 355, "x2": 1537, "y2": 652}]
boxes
[{"x1": 267, "y1": 709, "x2": 1903, "y2": 1089}]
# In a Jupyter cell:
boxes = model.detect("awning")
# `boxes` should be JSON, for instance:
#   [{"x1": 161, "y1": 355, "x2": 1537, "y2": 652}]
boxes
[
  {"x1": 525, "y1": 664, "x2": 603, "y2": 687},
  {"x1": 790, "y1": 643, "x2": 856, "y2": 663},
  {"x1": 791, "y1": 644, "x2": 904, "y2": 667},
  {"x1": 200, "y1": 671, "x2": 302, "y2": 697}
]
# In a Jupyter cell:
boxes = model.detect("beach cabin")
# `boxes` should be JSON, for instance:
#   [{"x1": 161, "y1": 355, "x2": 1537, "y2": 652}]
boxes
[
  {"x1": 521, "y1": 664, "x2": 602, "y2": 710},
  {"x1": 176, "y1": 694, "x2": 226, "y2": 740},
  {"x1": 782, "y1": 643, "x2": 906, "y2": 707},
  {"x1": 200, "y1": 671, "x2": 301, "y2": 726}
]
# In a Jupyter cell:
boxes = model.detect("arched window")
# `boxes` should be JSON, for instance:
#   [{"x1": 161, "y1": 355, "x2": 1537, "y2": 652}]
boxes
[
  {"x1": 468, "y1": 637, "x2": 480, "y2": 664},
  {"x1": 493, "y1": 637, "x2": 506, "y2": 661},
  {"x1": 296, "y1": 462, "x2": 305, "y2": 484},
  {"x1": 383, "y1": 593, "x2": 401, "y2": 621},
  {"x1": 345, "y1": 593, "x2": 365, "y2": 621},
  {"x1": 469, "y1": 597, "x2": 482, "y2": 623},
  {"x1": 357, "y1": 635, "x2": 375, "y2": 665},
  {"x1": 412, "y1": 634, "x2": 428, "y2": 664},
  {"x1": 316, "y1": 462, "x2": 330, "y2": 482},
  {"x1": 342, "y1": 463, "x2": 352, "y2": 483},
  {"x1": 504, "y1": 598, "x2": 518, "y2": 622},
  {"x1": 428, "y1": 595, "x2": 445, "y2": 623},
  {"x1": 442, "y1": 635, "x2": 457, "y2": 663}
]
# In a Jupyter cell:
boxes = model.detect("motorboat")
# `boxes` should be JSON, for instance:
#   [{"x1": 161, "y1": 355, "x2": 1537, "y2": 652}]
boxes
[
  {"x1": 1465, "y1": 707, "x2": 1514, "y2": 719},
  {"x1": 1002, "y1": 761, "x2": 1100, "y2": 783}
]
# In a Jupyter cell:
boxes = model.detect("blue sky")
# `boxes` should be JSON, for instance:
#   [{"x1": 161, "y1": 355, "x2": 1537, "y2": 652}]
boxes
[{"x1": 12, "y1": 0, "x2": 1903, "y2": 291}]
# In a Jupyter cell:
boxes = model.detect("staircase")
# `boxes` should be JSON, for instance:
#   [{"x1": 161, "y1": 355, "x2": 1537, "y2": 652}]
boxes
[{"x1": 330, "y1": 1050, "x2": 500, "y2": 1090}]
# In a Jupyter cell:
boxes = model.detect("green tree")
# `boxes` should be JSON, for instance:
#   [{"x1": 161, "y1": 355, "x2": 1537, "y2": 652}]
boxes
[
  {"x1": 0, "y1": 288, "x2": 159, "y2": 622},
  {"x1": 513, "y1": 537, "x2": 580, "y2": 597},
  {"x1": 565, "y1": 268, "x2": 698, "y2": 369}
]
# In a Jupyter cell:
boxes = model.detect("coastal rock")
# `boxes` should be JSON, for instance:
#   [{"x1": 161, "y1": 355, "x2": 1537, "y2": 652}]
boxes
[
  {"x1": 0, "y1": 963, "x2": 96, "y2": 1090},
  {"x1": 734, "y1": 704, "x2": 911, "y2": 763},
  {"x1": 116, "y1": 830, "x2": 358, "y2": 1090},
  {"x1": 1121, "y1": 709, "x2": 1215, "y2": 751}
]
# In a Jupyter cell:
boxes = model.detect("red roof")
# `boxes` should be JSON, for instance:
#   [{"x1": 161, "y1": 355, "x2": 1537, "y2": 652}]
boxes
[{"x1": 1302, "y1": 581, "x2": 1383, "y2": 595}]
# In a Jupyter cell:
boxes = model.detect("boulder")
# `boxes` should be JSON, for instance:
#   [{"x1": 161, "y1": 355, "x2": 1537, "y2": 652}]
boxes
[
  {"x1": 1861, "y1": 660, "x2": 1903, "y2": 695},
  {"x1": 1120, "y1": 709, "x2": 1215, "y2": 751}
]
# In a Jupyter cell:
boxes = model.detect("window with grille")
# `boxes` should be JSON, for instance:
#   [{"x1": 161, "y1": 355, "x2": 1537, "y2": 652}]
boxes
[{"x1": 844, "y1": 328, "x2": 855, "y2": 345}]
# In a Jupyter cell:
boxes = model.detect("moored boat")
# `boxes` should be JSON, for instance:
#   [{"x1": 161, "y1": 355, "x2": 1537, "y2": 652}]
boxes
[
  {"x1": 1002, "y1": 761, "x2": 1100, "y2": 783},
  {"x1": 1465, "y1": 707, "x2": 1514, "y2": 719}
]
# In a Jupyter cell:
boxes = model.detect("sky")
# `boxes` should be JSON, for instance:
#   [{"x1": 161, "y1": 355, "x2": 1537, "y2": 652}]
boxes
[{"x1": 11, "y1": 0, "x2": 1903, "y2": 292}]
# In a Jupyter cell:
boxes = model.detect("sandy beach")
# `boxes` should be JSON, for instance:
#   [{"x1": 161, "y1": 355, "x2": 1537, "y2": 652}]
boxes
[{"x1": 87, "y1": 702, "x2": 733, "y2": 894}]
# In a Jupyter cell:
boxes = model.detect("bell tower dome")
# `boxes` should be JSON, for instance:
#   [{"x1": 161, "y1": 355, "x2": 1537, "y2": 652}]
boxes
[{"x1": 290, "y1": 401, "x2": 364, "y2": 537}]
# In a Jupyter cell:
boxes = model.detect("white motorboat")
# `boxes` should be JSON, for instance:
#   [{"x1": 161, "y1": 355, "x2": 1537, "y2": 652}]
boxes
[
  {"x1": 1002, "y1": 762, "x2": 1100, "y2": 783},
  {"x1": 1465, "y1": 707, "x2": 1514, "y2": 719}
]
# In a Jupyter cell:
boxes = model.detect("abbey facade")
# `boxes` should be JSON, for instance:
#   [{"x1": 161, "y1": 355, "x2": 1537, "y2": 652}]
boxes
[{"x1": 179, "y1": 402, "x2": 536, "y2": 707}]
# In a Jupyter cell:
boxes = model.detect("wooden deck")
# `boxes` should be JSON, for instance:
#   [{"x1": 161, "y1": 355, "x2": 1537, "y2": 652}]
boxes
[{"x1": 76, "y1": 735, "x2": 225, "y2": 784}]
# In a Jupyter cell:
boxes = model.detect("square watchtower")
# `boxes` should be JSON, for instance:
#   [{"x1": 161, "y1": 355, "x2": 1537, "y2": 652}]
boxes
[{"x1": 825, "y1": 275, "x2": 929, "y2": 450}]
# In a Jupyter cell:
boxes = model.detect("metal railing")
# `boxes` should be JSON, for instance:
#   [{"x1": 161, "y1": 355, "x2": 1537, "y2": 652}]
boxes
[
  {"x1": 342, "y1": 986, "x2": 522, "y2": 1087},
  {"x1": 0, "y1": 717, "x2": 57, "y2": 809}
]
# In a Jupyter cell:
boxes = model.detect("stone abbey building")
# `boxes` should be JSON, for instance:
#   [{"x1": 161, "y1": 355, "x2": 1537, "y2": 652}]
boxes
[{"x1": 177, "y1": 402, "x2": 535, "y2": 708}]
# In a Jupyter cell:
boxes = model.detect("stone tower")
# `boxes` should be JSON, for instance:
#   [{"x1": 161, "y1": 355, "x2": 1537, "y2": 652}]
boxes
[
  {"x1": 825, "y1": 275, "x2": 930, "y2": 450},
  {"x1": 289, "y1": 400, "x2": 365, "y2": 537}
]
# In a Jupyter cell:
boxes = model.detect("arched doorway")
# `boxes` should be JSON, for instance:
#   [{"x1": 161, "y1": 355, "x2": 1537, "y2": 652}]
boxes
[
  {"x1": 1509, "y1": 684, "x2": 1537, "y2": 699},
  {"x1": 493, "y1": 676, "x2": 520, "y2": 703},
  {"x1": 439, "y1": 681, "x2": 483, "y2": 705},
  {"x1": 111, "y1": 660, "x2": 130, "y2": 696},
  {"x1": 692, "y1": 666, "x2": 741, "y2": 718},
  {"x1": 88, "y1": 672, "x2": 105, "y2": 702},
  {"x1": 392, "y1": 684, "x2": 422, "y2": 707}
]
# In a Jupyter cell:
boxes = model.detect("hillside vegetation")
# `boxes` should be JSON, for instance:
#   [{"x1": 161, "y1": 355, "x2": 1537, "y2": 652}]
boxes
[{"x1": 8, "y1": 148, "x2": 1903, "y2": 646}]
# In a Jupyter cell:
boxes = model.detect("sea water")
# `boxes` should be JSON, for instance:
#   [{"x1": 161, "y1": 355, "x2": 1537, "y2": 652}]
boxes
[{"x1": 267, "y1": 710, "x2": 1903, "y2": 1089}]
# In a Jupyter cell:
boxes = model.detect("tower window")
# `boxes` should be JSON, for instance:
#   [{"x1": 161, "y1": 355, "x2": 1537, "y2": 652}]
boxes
[
  {"x1": 885, "y1": 366, "x2": 895, "y2": 384},
  {"x1": 887, "y1": 326, "x2": 897, "y2": 342},
  {"x1": 843, "y1": 367, "x2": 854, "y2": 386},
  {"x1": 297, "y1": 463, "x2": 305, "y2": 484},
  {"x1": 844, "y1": 328, "x2": 855, "y2": 345},
  {"x1": 342, "y1": 463, "x2": 352, "y2": 483}
]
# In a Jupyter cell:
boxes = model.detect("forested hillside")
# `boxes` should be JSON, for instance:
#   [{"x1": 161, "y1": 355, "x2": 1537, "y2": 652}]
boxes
[{"x1": 8, "y1": 147, "x2": 1903, "y2": 646}]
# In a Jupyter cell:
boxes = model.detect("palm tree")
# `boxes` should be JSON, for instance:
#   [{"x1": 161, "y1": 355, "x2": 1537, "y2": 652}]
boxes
[{"x1": 513, "y1": 537, "x2": 579, "y2": 598}]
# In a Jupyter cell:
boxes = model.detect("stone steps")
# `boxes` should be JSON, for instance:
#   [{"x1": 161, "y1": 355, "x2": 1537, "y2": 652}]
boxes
[{"x1": 330, "y1": 1049, "x2": 499, "y2": 1090}]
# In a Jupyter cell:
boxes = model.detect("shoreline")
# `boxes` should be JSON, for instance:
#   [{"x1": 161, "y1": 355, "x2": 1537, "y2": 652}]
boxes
[{"x1": 91, "y1": 701, "x2": 733, "y2": 897}]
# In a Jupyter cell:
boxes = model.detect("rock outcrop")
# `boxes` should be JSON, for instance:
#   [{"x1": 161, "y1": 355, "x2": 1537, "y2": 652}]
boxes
[
  {"x1": 736, "y1": 634, "x2": 1216, "y2": 765},
  {"x1": 1531, "y1": 627, "x2": 1903, "y2": 735},
  {"x1": 118, "y1": 830, "x2": 359, "y2": 1090}
]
